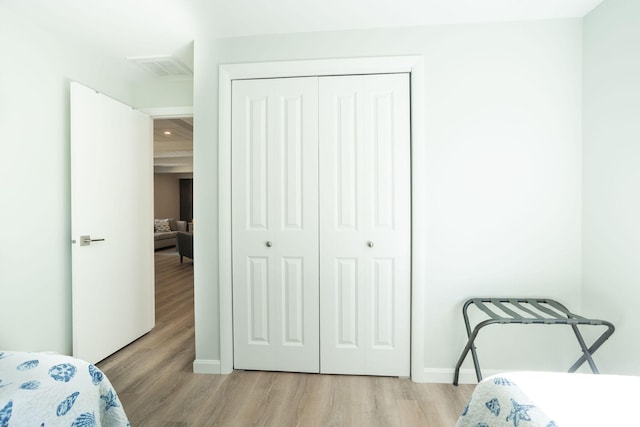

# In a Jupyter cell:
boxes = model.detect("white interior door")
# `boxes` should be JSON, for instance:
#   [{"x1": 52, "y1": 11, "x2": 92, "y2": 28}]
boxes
[
  {"x1": 71, "y1": 82, "x2": 155, "y2": 364},
  {"x1": 232, "y1": 77, "x2": 320, "y2": 372},
  {"x1": 319, "y1": 74, "x2": 411, "y2": 376}
]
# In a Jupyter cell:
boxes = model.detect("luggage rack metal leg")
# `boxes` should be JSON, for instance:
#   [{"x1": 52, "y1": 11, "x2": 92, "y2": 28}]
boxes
[
  {"x1": 453, "y1": 299, "x2": 492, "y2": 385},
  {"x1": 568, "y1": 322, "x2": 615, "y2": 373},
  {"x1": 453, "y1": 318, "x2": 499, "y2": 386},
  {"x1": 452, "y1": 298, "x2": 615, "y2": 386}
]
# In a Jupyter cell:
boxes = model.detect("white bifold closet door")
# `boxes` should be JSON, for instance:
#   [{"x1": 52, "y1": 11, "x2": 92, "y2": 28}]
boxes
[
  {"x1": 232, "y1": 73, "x2": 410, "y2": 376},
  {"x1": 319, "y1": 74, "x2": 410, "y2": 376},
  {"x1": 232, "y1": 77, "x2": 320, "y2": 373}
]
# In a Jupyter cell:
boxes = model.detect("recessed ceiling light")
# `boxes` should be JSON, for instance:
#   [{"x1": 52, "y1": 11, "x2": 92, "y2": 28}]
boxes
[{"x1": 164, "y1": 131, "x2": 172, "y2": 135}]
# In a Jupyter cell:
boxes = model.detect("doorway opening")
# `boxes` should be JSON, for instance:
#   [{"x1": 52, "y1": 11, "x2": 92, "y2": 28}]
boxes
[
  {"x1": 152, "y1": 115, "x2": 195, "y2": 354},
  {"x1": 96, "y1": 110, "x2": 196, "y2": 381}
]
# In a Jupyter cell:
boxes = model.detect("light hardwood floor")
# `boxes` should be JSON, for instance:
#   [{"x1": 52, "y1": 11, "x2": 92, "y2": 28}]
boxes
[{"x1": 97, "y1": 249, "x2": 474, "y2": 426}]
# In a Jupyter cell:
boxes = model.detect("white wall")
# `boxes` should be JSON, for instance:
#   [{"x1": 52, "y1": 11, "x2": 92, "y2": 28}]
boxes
[
  {"x1": 583, "y1": 0, "x2": 640, "y2": 375},
  {"x1": 0, "y1": 6, "x2": 129, "y2": 353},
  {"x1": 193, "y1": 19, "x2": 584, "y2": 381},
  {"x1": 0, "y1": 5, "x2": 192, "y2": 354},
  {"x1": 154, "y1": 174, "x2": 181, "y2": 220},
  {"x1": 134, "y1": 79, "x2": 194, "y2": 109}
]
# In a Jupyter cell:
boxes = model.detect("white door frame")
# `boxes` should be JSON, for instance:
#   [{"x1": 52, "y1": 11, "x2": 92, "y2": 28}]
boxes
[
  {"x1": 141, "y1": 106, "x2": 194, "y2": 119},
  {"x1": 218, "y1": 56, "x2": 426, "y2": 381}
]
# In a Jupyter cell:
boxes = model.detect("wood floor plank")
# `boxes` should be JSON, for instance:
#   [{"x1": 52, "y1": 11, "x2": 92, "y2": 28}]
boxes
[{"x1": 98, "y1": 248, "x2": 474, "y2": 426}]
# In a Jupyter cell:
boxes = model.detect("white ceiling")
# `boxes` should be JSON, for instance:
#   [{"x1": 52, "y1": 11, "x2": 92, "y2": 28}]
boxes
[
  {"x1": 3, "y1": 0, "x2": 605, "y2": 69},
  {"x1": 154, "y1": 118, "x2": 193, "y2": 174},
  {"x1": 202, "y1": 0, "x2": 606, "y2": 37}
]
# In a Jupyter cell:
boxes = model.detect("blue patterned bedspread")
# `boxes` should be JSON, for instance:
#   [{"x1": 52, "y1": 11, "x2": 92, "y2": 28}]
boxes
[
  {"x1": 0, "y1": 351, "x2": 129, "y2": 426},
  {"x1": 455, "y1": 371, "x2": 640, "y2": 427},
  {"x1": 455, "y1": 374, "x2": 556, "y2": 427}
]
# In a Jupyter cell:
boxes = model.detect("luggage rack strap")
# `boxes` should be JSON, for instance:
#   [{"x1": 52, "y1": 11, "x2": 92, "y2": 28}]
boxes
[{"x1": 469, "y1": 298, "x2": 600, "y2": 324}]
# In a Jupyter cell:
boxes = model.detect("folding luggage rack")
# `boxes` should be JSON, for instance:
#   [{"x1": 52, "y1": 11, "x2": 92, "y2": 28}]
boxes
[{"x1": 453, "y1": 298, "x2": 615, "y2": 386}]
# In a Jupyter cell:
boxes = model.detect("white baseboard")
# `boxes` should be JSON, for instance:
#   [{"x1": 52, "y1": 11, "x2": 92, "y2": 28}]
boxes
[
  {"x1": 193, "y1": 359, "x2": 221, "y2": 374},
  {"x1": 191, "y1": 360, "x2": 506, "y2": 383},
  {"x1": 422, "y1": 368, "x2": 503, "y2": 384},
  {"x1": 191, "y1": 360, "x2": 502, "y2": 382}
]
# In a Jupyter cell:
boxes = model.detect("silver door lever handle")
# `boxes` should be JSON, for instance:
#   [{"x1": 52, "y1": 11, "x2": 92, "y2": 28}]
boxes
[{"x1": 79, "y1": 235, "x2": 105, "y2": 246}]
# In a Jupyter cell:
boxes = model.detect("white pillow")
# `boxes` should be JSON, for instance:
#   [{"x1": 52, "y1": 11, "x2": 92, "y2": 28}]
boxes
[{"x1": 154, "y1": 218, "x2": 171, "y2": 232}]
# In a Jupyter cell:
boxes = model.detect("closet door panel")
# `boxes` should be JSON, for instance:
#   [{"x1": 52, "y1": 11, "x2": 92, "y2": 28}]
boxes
[
  {"x1": 371, "y1": 90, "x2": 395, "y2": 230},
  {"x1": 247, "y1": 256, "x2": 270, "y2": 343},
  {"x1": 319, "y1": 76, "x2": 365, "y2": 374},
  {"x1": 336, "y1": 257, "x2": 359, "y2": 348},
  {"x1": 372, "y1": 257, "x2": 395, "y2": 349},
  {"x1": 247, "y1": 97, "x2": 269, "y2": 229},
  {"x1": 320, "y1": 73, "x2": 410, "y2": 376},
  {"x1": 336, "y1": 93, "x2": 359, "y2": 230},
  {"x1": 232, "y1": 77, "x2": 319, "y2": 373},
  {"x1": 282, "y1": 256, "x2": 304, "y2": 345},
  {"x1": 282, "y1": 95, "x2": 304, "y2": 230},
  {"x1": 362, "y1": 74, "x2": 411, "y2": 375}
]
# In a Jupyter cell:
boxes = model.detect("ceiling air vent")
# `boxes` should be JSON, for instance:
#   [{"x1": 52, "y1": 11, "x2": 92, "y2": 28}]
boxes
[{"x1": 128, "y1": 55, "x2": 193, "y2": 78}]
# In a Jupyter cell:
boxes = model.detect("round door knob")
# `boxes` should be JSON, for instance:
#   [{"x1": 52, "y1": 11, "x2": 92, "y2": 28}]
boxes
[
  {"x1": 266, "y1": 241, "x2": 273, "y2": 248},
  {"x1": 367, "y1": 241, "x2": 374, "y2": 248}
]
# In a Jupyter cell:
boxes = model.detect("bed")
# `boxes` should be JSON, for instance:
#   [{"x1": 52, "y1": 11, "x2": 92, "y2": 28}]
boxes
[
  {"x1": 455, "y1": 371, "x2": 640, "y2": 427},
  {"x1": 0, "y1": 350, "x2": 129, "y2": 426}
]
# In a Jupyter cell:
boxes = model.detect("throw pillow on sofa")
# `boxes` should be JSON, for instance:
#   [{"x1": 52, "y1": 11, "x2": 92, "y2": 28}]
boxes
[{"x1": 154, "y1": 218, "x2": 171, "y2": 232}]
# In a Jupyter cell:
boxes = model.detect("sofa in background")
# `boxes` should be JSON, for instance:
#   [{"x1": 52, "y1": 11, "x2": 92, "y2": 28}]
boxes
[{"x1": 154, "y1": 218, "x2": 187, "y2": 249}]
